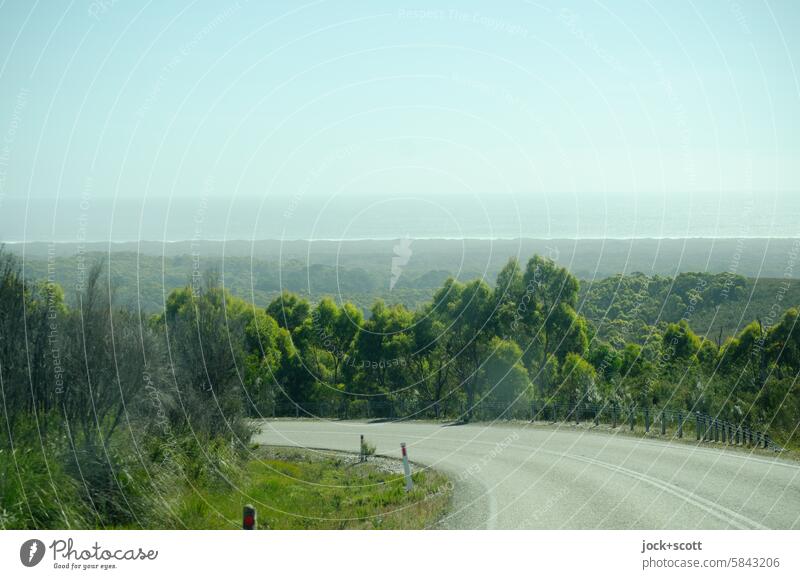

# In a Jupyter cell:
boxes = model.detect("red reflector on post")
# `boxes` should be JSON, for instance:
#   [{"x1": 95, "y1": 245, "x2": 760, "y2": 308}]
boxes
[{"x1": 243, "y1": 504, "x2": 256, "y2": 530}]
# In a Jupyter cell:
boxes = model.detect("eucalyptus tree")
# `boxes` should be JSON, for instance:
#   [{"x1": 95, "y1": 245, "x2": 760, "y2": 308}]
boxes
[
  {"x1": 295, "y1": 297, "x2": 363, "y2": 409},
  {"x1": 407, "y1": 308, "x2": 455, "y2": 418},
  {"x1": 161, "y1": 276, "x2": 254, "y2": 440},
  {"x1": 432, "y1": 278, "x2": 497, "y2": 420},
  {"x1": 352, "y1": 300, "x2": 414, "y2": 409}
]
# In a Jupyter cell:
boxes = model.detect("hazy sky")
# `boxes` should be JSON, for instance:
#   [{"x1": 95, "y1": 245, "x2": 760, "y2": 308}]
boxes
[{"x1": 1, "y1": 0, "x2": 798, "y2": 213}]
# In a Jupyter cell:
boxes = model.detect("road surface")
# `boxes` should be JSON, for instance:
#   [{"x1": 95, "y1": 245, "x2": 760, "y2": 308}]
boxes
[{"x1": 254, "y1": 420, "x2": 800, "y2": 529}]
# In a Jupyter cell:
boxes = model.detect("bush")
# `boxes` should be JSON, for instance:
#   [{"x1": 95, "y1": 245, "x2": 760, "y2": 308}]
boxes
[
  {"x1": 348, "y1": 399, "x2": 370, "y2": 418},
  {"x1": 360, "y1": 437, "x2": 376, "y2": 461},
  {"x1": 0, "y1": 440, "x2": 90, "y2": 529}
]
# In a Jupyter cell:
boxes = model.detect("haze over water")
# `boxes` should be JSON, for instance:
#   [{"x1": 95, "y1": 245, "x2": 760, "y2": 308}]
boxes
[{"x1": 2, "y1": 191, "x2": 797, "y2": 243}]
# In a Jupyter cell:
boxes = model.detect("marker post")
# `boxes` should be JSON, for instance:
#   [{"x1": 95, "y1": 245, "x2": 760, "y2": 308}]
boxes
[{"x1": 401, "y1": 442, "x2": 413, "y2": 491}]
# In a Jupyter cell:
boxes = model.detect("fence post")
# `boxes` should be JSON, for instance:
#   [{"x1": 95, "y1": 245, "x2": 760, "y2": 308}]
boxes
[
  {"x1": 644, "y1": 408, "x2": 650, "y2": 433},
  {"x1": 530, "y1": 400, "x2": 535, "y2": 422},
  {"x1": 660, "y1": 410, "x2": 666, "y2": 436},
  {"x1": 575, "y1": 402, "x2": 580, "y2": 425},
  {"x1": 594, "y1": 404, "x2": 599, "y2": 426},
  {"x1": 722, "y1": 422, "x2": 728, "y2": 444},
  {"x1": 243, "y1": 504, "x2": 256, "y2": 530},
  {"x1": 360, "y1": 434, "x2": 364, "y2": 462},
  {"x1": 552, "y1": 403, "x2": 557, "y2": 423},
  {"x1": 695, "y1": 413, "x2": 700, "y2": 441},
  {"x1": 678, "y1": 412, "x2": 683, "y2": 438},
  {"x1": 630, "y1": 406, "x2": 636, "y2": 431},
  {"x1": 612, "y1": 403, "x2": 617, "y2": 428}
]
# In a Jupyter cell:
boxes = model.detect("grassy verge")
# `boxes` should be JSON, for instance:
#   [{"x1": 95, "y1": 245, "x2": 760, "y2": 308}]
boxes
[{"x1": 176, "y1": 446, "x2": 452, "y2": 529}]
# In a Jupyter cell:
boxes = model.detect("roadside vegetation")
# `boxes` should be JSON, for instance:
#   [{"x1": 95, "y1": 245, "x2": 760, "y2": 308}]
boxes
[
  {"x1": 1, "y1": 245, "x2": 799, "y2": 529},
  {"x1": 177, "y1": 447, "x2": 451, "y2": 530}
]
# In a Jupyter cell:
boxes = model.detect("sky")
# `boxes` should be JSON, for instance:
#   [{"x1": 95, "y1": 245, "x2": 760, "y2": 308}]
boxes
[{"x1": 0, "y1": 1, "x2": 798, "y2": 241}]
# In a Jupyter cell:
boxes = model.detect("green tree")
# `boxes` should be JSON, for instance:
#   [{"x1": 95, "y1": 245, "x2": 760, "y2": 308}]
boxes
[
  {"x1": 434, "y1": 278, "x2": 496, "y2": 420},
  {"x1": 407, "y1": 310, "x2": 454, "y2": 418},
  {"x1": 525, "y1": 256, "x2": 585, "y2": 359},
  {"x1": 483, "y1": 337, "x2": 530, "y2": 416},
  {"x1": 352, "y1": 301, "x2": 414, "y2": 415},
  {"x1": 302, "y1": 297, "x2": 363, "y2": 394},
  {"x1": 662, "y1": 320, "x2": 701, "y2": 359},
  {"x1": 162, "y1": 276, "x2": 253, "y2": 440},
  {"x1": 266, "y1": 291, "x2": 311, "y2": 333},
  {"x1": 560, "y1": 353, "x2": 597, "y2": 415},
  {"x1": 243, "y1": 309, "x2": 289, "y2": 416}
]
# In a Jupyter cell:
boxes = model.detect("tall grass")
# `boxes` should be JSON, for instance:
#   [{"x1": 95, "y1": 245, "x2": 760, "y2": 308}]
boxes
[
  {"x1": 0, "y1": 417, "x2": 250, "y2": 529},
  {"x1": 0, "y1": 435, "x2": 89, "y2": 529}
]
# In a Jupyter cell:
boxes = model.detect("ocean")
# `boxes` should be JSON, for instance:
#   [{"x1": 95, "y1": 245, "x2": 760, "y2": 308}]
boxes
[{"x1": 1, "y1": 191, "x2": 797, "y2": 243}]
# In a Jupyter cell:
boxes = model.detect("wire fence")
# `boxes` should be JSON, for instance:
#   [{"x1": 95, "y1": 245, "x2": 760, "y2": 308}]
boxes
[{"x1": 258, "y1": 396, "x2": 784, "y2": 452}]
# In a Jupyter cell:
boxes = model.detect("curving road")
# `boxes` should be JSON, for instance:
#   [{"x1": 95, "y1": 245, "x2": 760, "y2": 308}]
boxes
[{"x1": 254, "y1": 420, "x2": 800, "y2": 529}]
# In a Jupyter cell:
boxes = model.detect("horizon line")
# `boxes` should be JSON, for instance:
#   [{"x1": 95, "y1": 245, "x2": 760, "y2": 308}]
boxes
[{"x1": 3, "y1": 235, "x2": 799, "y2": 245}]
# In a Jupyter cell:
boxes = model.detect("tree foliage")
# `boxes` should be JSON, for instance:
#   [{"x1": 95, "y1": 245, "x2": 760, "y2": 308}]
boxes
[{"x1": 3, "y1": 247, "x2": 800, "y2": 528}]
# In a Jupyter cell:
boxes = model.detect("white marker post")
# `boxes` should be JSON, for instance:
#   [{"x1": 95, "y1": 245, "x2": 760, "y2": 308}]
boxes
[{"x1": 401, "y1": 442, "x2": 413, "y2": 491}]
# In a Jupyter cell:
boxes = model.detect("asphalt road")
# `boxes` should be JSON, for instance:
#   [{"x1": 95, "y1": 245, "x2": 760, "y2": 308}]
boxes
[{"x1": 254, "y1": 420, "x2": 800, "y2": 529}]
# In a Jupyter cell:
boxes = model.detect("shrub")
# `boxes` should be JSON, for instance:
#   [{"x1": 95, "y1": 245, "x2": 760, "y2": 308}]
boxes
[
  {"x1": 360, "y1": 438, "x2": 376, "y2": 461},
  {"x1": 0, "y1": 440, "x2": 90, "y2": 529}
]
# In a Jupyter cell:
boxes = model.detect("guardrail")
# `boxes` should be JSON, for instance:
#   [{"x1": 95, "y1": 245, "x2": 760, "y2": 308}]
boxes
[
  {"x1": 258, "y1": 397, "x2": 784, "y2": 452},
  {"x1": 526, "y1": 401, "x2": 784, "y2": 453}
]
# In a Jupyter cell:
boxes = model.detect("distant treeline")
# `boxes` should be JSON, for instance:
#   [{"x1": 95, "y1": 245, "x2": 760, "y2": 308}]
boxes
[
  {"x1": 12, "y1": 237, "x2": 800, "y2": 282},
  {"x1": 17, "y1": 244, "x2": 800, "y2": 341}
]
